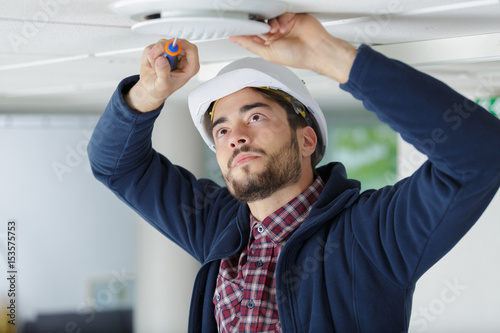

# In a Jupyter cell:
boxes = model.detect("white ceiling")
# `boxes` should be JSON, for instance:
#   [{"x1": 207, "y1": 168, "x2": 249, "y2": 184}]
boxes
[{"x1": 0, "y1": 0, "x2": 499, "y2": 114}]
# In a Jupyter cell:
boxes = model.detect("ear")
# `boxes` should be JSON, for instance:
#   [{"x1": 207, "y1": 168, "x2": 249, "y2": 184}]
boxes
[{"x1": 299, "y1": 126, "x2": 317, "y2": 159}]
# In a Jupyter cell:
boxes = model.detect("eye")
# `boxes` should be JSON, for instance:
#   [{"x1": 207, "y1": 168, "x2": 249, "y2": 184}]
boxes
[
  {"x1": 215, "y1": 127, "x2": 228, "y2": 138},
  {"x1": 249, "y1": 114, "x2": 265, "y2": 123}
]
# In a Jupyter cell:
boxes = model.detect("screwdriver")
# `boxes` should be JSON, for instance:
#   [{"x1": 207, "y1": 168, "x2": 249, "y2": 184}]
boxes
[{"x1": 162, "y1": 37, "x2": 181, "y2": 70}]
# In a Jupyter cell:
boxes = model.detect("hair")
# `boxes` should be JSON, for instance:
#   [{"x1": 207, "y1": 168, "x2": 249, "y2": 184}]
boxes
[{"x1": 204, "y1": 87, "x2": 320, "y2": 171}]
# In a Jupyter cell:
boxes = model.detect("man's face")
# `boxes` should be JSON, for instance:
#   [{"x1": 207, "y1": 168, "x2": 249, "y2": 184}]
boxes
[{"x1": 211, "y1": 88, "x2": 302, "y2": 202}]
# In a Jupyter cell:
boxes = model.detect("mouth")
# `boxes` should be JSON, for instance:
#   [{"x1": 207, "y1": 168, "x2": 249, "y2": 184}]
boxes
[{"x1": 231, "y1": 153, "x2": 261, "y2": 168}]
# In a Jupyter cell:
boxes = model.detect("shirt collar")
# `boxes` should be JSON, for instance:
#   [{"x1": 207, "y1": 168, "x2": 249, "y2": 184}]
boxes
[{"x1": 250, "y1": 176, "x2": 325, "y2": 244}]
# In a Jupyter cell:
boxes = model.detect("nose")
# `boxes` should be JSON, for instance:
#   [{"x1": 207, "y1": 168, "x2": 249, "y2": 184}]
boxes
[{"x1": 228, "y1": 125, "x2": 251, "y2": 149}]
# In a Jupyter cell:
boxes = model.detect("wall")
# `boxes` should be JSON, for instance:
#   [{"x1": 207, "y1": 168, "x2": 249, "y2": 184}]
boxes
[
  {"x1": 0, "y1": 102, "x2": 204, "y2": 332},
  {"x1": 397, "y1": 137, "x2": 500, "y2": 332},
  {"x1": 134, "y1": 100, "x2": 202, "y2": 333},
  {"x1": 0, "y1": 114, "x2": 137, "y2": 330}
]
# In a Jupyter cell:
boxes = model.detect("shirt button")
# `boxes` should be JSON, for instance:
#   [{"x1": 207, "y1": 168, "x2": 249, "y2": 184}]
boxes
[
  {"x1": 257, "y1": 226, "x2": 264, "y2": 233},
  {"x1": 247, "y1": 300, "x2": 255, "y2": 309},
  {"x1": 256, "y1": 260, "x2": 263, "y2": 267},
  {"x1": 216, "y1": 294, "x2": 220, "y2": 301}
]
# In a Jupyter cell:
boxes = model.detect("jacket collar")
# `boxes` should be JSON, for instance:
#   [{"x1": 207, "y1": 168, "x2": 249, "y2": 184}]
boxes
[
  {"x1": 314, "y1": 162, "x2": 361, "y2": 212},
  {"x1": 204, "y1": 162, "x2": 360, "y2": 263}
]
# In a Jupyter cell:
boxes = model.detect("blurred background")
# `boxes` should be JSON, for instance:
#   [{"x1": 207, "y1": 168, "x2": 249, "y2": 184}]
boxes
[{"x1": 0, "y1": 0, "x2": 499, "y2": 332}]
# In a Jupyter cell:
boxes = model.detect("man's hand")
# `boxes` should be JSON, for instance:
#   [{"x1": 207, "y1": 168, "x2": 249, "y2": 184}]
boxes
[
  {"x1": 125, "y1": 39, "x2": 200, "y2": 113},
  {"x1": 230, "y1": 13, "x2": 357, "y2": 84}
]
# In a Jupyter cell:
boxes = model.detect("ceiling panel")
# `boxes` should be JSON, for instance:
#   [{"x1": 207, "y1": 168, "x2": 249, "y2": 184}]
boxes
[
  {"x1": 0, "y1": 0, "x2": 133, "y2": 26},
  {"x1": 0, "y1": 0, "x2": 499, "y2": 114},
  {"x1": 322, "y1": 4, "x2": 500, "y2": 44},
  {"x1": 0, "y1": 20, "x2": 143, "y2": 56}
]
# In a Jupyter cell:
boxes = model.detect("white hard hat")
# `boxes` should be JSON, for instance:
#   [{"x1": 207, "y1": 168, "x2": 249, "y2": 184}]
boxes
[{"x1": 188, "y1": 57, "x2": 328, "y2": 164}]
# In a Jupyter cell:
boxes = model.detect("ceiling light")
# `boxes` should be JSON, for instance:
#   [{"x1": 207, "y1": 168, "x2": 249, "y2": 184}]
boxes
[{"x1": 110, "y1": 0, "x2": 287, "y2": 40}]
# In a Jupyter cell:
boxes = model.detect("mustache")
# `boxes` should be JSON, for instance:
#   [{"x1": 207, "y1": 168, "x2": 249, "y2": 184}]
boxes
[{"x1": 227, "y1": 146, "x2": 266, "y2": 169}]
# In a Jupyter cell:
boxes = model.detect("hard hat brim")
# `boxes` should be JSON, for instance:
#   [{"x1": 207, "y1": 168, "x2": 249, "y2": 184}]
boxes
[{"x1": 188, "y1": 59, "x2": 328, "y2": 165}]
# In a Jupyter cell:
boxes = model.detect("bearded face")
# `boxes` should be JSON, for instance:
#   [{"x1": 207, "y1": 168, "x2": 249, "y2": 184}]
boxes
[
  {"x1": 222, "y1": 130, "x2": 302, "y2": 203},
  {"x1": 211, "y1": 87, "x2": 310, "y2": 203}
]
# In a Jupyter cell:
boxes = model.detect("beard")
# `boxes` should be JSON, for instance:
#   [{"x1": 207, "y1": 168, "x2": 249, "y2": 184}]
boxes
[{"x1": 222, "y1": 131, "x2": 302, "y2": 203}]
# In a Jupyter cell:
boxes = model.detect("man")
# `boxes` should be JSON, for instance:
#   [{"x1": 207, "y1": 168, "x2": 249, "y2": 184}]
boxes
[{"x1": 88, "y1": 13, "x2": 500, "y2": 332}]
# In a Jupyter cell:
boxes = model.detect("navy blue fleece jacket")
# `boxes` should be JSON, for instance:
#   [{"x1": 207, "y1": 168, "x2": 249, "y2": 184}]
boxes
[{"x1": 88, "y1": 45, "x2": 500, "y2": 332}]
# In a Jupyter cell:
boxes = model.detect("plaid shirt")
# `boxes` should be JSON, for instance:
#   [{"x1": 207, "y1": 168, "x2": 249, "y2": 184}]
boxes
[{"x1": 214, "y1": 177, "x2": 325, "y2": 332}]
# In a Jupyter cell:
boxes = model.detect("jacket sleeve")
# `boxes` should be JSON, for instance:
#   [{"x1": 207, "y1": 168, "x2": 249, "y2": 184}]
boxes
[
  {"x1": 87, "y1": 75, "x2": 236, "y2": 263},
  {"x1": 342, "y1": 45, "x2": 500, "y2": 287}
]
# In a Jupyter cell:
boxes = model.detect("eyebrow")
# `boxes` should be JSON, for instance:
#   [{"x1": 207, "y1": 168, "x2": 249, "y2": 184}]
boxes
[{"x1": 211, "y1": 102, "x2": 271, "y2": 133}]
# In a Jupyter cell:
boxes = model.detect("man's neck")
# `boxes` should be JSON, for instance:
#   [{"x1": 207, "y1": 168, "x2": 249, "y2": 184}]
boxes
[{"x1": 248, "y1": 172, "x2": 315, "y2": 221}]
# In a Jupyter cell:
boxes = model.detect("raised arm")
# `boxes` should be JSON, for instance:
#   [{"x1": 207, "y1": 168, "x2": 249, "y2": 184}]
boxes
[
  {"x1": 125, "y1": 39, "x2": 200, "y2": 112},
  {"x1": 233, "y1": 13, "x2": 500, "y2": 286},
  {"x1": 87, "y1": 39, "x2": 236, "y2": 262},
  {"x1": 343, "y1": 46, "x2": 500, "y2": 286}
]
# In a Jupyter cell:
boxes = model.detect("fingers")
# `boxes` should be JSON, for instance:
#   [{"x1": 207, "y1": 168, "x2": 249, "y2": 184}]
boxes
[
  {"x1": 140, "y1": 43, "x2": 155, "y2": 70},
  {"x1": 131, "y1": 38, "x2": 200, "y2": 111},
  {"x1": 140, "y1": 39, "x2": 165, "y2": 70},
  {"x1": 139, "y1": 40, "x2": 171, "y2": 93},
  {"x1": 275, "y1": 12, "x2": 296, "y2": 33},
  {"x1": 174, "y1": 39, "x2": 200, "y2": 77},
  {"x1": 147, "y1": 39, "x2": 168, "y2": 64},
  {"x1": 268, "y1": 17, "x2": 279, "y2": 34},
  {"x1": 142, "y1": 38, "x2": 199, "y2": 76},
  {"x1": 267, "y1": 13, "x2": 296, "y2": 36},
  {"x1": 231, "y1": 13, "x2": 334, "y2": 71},
  {"x1": 229, "y1": 13, "x2": 300, "y2": 63},
  {"x1": 229, "y1": 35, "x2": 270, "y2": 59},
  {"x1": 255, "y1": 13, "x2": 298, "y2": 47}
]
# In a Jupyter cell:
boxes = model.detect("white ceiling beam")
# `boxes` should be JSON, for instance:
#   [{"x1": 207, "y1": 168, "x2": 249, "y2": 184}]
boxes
[
  {"x1": 321, "y1": 0, "x2": 499, "y2": 27},
  {"x1": 372, "y1": 32, "x2": 500, "y2": 66}
]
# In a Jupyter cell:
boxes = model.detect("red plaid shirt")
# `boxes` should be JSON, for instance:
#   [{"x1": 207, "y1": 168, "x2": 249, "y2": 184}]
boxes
[{"x1": 214, "y1": 177, "x2": 324, "y2": 332}]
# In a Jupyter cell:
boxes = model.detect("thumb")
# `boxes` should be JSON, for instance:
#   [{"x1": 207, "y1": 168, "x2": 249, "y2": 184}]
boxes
[
  {"x1": 229, "y1": 36, "x2": 270, "y2": 58},
  {"x1": 140, "y1": 56, "x2": 173, "y2": 101},
  {"x1": 153, "y1": 55, "x2": 175, "y2": 91},
  {"x1": 154, "y1": 56, "x2": 172, "y2": 79}
]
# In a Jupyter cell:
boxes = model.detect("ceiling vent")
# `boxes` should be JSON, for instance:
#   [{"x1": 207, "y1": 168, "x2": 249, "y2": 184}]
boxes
[{"x1": 110, "y1": 0, "x2": 288, "y2": 40}]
